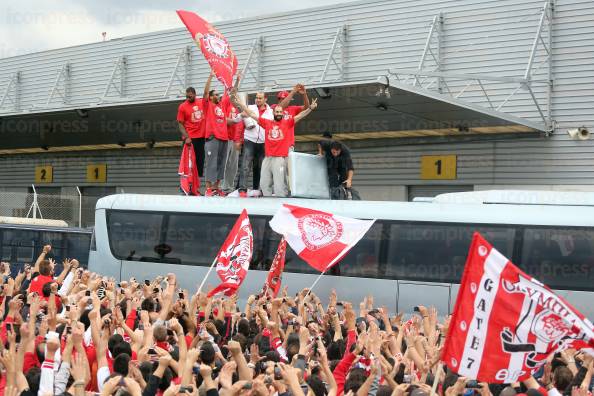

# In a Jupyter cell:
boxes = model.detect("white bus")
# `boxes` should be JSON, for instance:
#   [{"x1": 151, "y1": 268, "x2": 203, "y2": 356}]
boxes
[{"x1": 89, "y1": 193, "x2": 594, "y2": 317}]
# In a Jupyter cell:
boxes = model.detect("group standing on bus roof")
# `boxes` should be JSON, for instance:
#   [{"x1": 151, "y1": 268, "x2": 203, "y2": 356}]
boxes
[{"x1": 177, "y1": 73, "x2": 356, "y2": 199}]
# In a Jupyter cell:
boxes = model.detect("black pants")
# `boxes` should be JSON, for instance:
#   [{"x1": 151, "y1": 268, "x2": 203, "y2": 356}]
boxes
[{"x1": 191, "y1": 138, "x2": 205, "y2": 177}]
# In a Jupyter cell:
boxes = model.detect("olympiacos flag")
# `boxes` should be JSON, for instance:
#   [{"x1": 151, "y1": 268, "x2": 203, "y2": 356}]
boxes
[
  {"x1": 269, "y1": 204, "x2": 375, "y2": 272},
  {"x1": 441, "y1": 232, "x2": 594, "y2": 384},
  {"x1": 208, "y1": 209, "x2": 253, "y2": 297},
  {"x1": 261, "y1": 238, "x2": 287, "y2": 298},
  {"x1": 176, "y1": 10, "x2": 238, "y2": 89}
]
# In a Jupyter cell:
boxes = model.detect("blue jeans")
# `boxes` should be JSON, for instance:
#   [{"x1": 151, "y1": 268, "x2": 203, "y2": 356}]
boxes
[{"x1": 238, "y1": 140, "x2": 264, "y2": 191}]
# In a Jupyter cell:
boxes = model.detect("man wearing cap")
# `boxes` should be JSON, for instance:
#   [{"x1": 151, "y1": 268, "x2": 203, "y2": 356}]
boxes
[{"x1": 237, "y1": 92, "x2": 273, "y2": 197}]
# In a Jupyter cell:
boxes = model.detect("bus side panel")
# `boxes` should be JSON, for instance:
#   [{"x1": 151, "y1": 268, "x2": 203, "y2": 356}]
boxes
[
  {"x1": 89, "y1": 208, "x2": 121, "y2": 280},
  {"x1": 398, "y1": 281, "x2": 451, "y2": 316}
]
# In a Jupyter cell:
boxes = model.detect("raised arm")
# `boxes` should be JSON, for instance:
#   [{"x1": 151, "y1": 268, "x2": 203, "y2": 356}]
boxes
[
  {"x1": 298, "y1": 84, "x2": 310, "y2": 110},
  {"x1": 278, "y1": 85, "x2": 298, "y2": 109},
  {"x1": 294, "y1": 98, "x2": 318, "y2": 123},
  {"x1": 203, "y1": 71, "x2": 214, "y2": 101},
  {"x1": 33, "y1": 244, "x2": 51, "y2": 273}
]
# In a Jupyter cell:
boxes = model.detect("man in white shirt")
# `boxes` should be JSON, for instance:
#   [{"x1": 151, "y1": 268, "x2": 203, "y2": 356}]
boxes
[{"x1": 237, "y1": 92, "x2": 273, "y2": 197}]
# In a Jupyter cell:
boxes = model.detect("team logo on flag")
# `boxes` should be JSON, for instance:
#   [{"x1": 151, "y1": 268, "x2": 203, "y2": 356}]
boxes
[
  {"x1": 196, "y1": 32, "x2": 231, "y2": 59},
  {"x1": 208, "y1": 209, "x2": 253, "y2": 297},
  {"x1": 217, "y1": 220, "x2": 252, "y2": 285},
  {"x1": 297, "y1": 214, "x2": 344, "y2": 251}
]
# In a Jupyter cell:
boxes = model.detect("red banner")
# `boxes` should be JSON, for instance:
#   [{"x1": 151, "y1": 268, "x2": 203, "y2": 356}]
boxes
[
  {"x1": 442, "y1": 232, "x2": 594, "y2": 383},
  {"x1": 208, "y1": 209, "x2": 253, "y2": 297},
  {"x1": 261, "y1": 238, "x2": 286, "y2": 298},
  {"x1": 177, "y1": 10, "x2": 238, "y2": 89}
]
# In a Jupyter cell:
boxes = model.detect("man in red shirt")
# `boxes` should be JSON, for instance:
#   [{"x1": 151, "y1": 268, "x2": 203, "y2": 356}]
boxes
[
  {"x1": 202, "y1": 72, "x2": 239, "y2": 196},
  {"x1": 232, "y1": 93, "x2": 318, "y2": 197},
  {"x1": 272, "y1": 83, "x2": 310, "y2": 147},
  {"x1": 177, "y1": 87, "x2": 206, "y2": 185}
]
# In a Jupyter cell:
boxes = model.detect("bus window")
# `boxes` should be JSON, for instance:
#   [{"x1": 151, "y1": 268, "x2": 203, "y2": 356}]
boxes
[
  {"x1": 0, "y1": 230, "x2": 12, "y2": 261},
  {"x1": 64, "y1": 233, "x2": 91, "y2": 267},
  {"x1": 521, "y1": 227, "x2": 594, "y2": 291},
  {"x1": 386, "y1": 222, "x2": 515, "y2": 283},
  {"x1": 164, "y1": 213, "x2": 257, "y2": 266},
  {"x1": 262, "y1": 226, "x2": 319, "y2": 275},
  {"x1": 331, "y1": 221, "x2": 384, "y2": 278},
  {"x1": 107, "y1": 211, "x2": 164, "y2": 261}
]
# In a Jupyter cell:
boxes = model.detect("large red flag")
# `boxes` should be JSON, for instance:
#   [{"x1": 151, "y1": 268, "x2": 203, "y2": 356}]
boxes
[
  {"x1": 442, "y1": 232, "x2": 594, "y2": 383},
  {"x1": 261, "y1": 238, "x2": 286, "y2": 298},
  {"x1": 176, "y1": 10, "x2": 238, "y2": 89},
  {"x1": 269, "y1": 204, "x2": 374, "y2": 272},
  {"x1": 208, "y1": 209, "x2": 253, "y2": 297}
]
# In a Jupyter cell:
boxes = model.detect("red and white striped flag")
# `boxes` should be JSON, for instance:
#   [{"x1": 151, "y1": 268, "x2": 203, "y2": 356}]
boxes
[
  {"x1": 269, "y1": 204, "x2": 374, "y2": 272},
  {"x1": 442, "y1": 232, "x2": 594, "y2": 383},
  {"x1": 208, "y1": 209, "x2": 253, "y2": 297},
  {"x1": 261, "y1": 238, "x2": 286, "y2": 298}
]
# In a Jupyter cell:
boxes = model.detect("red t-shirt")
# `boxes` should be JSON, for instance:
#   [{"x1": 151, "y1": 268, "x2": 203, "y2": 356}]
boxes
[
  {"x1": 204, "y1": 95, "x2": 230, "y2": 140},
  {"x1": 29, "y1": 274, "x2": 54, "y2": 296},
  {"x1": 227, "y1": 105, "x2": 245, "y2": 143},
  {"x1": 271, "y1": 105, "x2": 302, "y2": 146},
  {"x1": 177, "y1": 99, "x2": 205, "y2": 139},
  {"x1": 258, "y1": 117, "x2": 295, "y2": 157}
]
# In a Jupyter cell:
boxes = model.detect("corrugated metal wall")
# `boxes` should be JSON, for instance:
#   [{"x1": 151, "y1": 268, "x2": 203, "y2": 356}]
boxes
[{"x1": 0, "y1": 0, "x2": 593, "y2": 198}]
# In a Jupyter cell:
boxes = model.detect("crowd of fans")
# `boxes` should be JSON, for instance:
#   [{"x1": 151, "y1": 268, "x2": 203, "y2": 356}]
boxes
[{"x1": 0, "y1": 245, "x2": 592, "y2": 396}]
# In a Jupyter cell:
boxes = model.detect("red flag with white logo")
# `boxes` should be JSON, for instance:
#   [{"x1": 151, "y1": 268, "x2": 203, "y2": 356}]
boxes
[
  {"x1": 441, "y1": 232, "x2": 594, "y2": 383},
  {"x1": 269, "y1": 204, "x2": 374, "y2": 272},
  {"x1": 208, "y1": 209, "x2": 253, "y2": 297},
  {"x1": 261, "y1": 238, "x2": 286, "y2": 298},
  {"x1": 176, "y1": 10, "x2": 238, "y2": 89}
]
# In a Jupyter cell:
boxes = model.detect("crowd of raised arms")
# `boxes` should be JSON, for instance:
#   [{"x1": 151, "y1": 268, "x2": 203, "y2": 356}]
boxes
[{"x1": 0, "y1": 245, "x2": 592, "y2": 396}]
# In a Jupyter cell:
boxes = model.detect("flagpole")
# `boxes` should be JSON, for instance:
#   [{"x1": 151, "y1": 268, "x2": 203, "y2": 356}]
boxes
[
  {"x1": 431, "y1": 363, "x2": 443, "y2": 396},
  {"x1": 197, "y1": 256, "x2": 217, "y2": 294},
  {"x1": 307, "y1": 270, "x2": 327, "y2": 295}
]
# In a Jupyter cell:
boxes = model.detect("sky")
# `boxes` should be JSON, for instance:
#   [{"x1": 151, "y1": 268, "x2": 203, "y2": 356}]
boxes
[{"x1": 0, "y1": 0, "x2": 350, "y2": 59}]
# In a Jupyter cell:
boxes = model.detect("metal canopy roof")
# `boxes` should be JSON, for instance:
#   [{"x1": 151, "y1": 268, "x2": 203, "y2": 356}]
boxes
[{"x1": 0, "y1": 79, "x2": 543, "y2": 153}]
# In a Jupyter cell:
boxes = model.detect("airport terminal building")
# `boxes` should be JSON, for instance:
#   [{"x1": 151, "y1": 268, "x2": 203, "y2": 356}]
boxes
[{"x1": 0, "y1": 0, "x2": 593, "y2": 223}]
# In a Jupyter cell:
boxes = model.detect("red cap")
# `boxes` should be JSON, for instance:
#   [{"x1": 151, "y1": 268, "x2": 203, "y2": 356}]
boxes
[{"x1": 277, "y1": 91, "x2": 290, "y2": 100}]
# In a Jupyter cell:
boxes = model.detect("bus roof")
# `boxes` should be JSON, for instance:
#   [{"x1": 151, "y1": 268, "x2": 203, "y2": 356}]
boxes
[
  {"x1": 96, "y1": 193, "x2": 594, "y2": 228},
  {"x1": 0, "y1": 216, "x2": 68, "y2": 227},
  {"x1": 431, "y1": 190, "x2": 594, "y2": 206}
]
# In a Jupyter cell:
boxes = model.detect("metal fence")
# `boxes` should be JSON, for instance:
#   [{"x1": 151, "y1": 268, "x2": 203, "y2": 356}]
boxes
[{"x1": 0, "y1": 188, "x2": 103, "y2": 228}]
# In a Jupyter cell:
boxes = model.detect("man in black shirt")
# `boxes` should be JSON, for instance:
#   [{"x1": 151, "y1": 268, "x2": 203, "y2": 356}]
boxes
[{"x1": 322, "y1": 140, "x2": 357, "y2": 200}]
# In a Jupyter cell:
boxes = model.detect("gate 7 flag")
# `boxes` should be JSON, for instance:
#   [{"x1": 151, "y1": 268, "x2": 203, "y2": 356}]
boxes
[
  {"x1": 441, "y1": 232, "x2": 594, "y2": 384},
  {"x1": 177, "y1": 10, "x2": 238, "y2": 89},
  {"x1": 208, "y1": 209, "x2": 253, "y2": 297},
  {"x1": 269, "y1": 204, "x2": 375, "y2": 272}
]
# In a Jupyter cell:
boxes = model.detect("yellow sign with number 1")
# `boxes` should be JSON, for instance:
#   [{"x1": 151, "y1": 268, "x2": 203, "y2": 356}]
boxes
[
  {"x1": 420, "y1": 155, "x2": 457, "y2": 180},
  {"x1": 87, "y1": 164, "x2": 107, "y2": 183}
]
